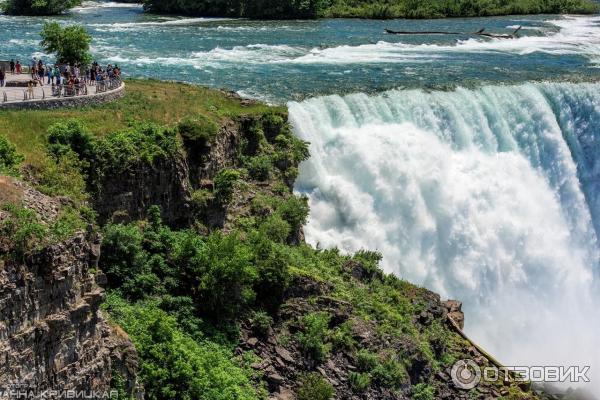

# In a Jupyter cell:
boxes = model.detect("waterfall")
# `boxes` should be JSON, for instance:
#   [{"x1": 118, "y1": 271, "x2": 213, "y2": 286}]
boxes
[{"x1": 290, "y1": 81, "x2": 600, "y2": 391}]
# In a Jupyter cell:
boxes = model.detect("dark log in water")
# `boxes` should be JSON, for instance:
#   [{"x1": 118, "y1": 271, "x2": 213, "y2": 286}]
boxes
[{"x1": 384, "y1": 26, "x2": 522, "y2": 39}]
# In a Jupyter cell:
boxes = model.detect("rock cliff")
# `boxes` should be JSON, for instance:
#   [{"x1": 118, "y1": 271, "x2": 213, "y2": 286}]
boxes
[{"x1": 0, "y1": 176, "x2": 139, "y2": 396}]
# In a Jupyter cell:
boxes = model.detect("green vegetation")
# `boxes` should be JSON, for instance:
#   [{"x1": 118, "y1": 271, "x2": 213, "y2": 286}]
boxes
[
  {"x1": 0, "y1": 80, "x2": 284, "y2": 169},
  {"x1": 142, "y1": 0, "x2": 326, "y2": 19},
  {"x1": 104, "y1": 295, "x2": 264, "y2": 400},
  {"x1": 348, "y1": 372, "x2": 371, "y2": 392},
  {"x1": 0, "y1": 135, "x2": 24, "y2": 176},
  {"x1": 325, "y1": 0, "x2": 599, "y2": 18},
  {"x1": 412, "y1": 383, "x2": 435, "y2": 400},
  {"x1": 214, "y1": 169, "x2": 241, "y2": 204},
  {"x1": 140, "y1": 0, "x2": 598, "y2": 19},
  {"x1": 296, "y1": 373, "x2": 334, "y2": 400},
  {"x1": 178, "y1": 115, "x2": 219, "y2": 146},
  {"x1": 297, "y1": 312, "x2": 332, "y2": 363},
  {"x1": 0, "y1": 203, "x2": 88, "y2": 257},
  {"x1": 1, "y1": 0, "x2": 80, "y2": 15},
  {"x1": 40, "y1": 22, "x2": 92, "y2": 65}
]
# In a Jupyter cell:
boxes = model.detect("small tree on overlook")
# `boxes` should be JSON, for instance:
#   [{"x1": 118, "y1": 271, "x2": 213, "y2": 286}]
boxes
[{"x1": 40, "y1": 22, "x2": 92, "y2": 66}]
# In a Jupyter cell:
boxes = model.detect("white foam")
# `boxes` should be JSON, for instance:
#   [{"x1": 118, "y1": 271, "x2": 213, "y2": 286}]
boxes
[
  {"x1": 89, "y1": 16, "x2": 232, "y2": 30},
  {"x1": 100, "y1": 43, "x2": 307, "y2": 67},
  {"x1": 72, "y1": 1, "x2": 143, "y2": 11}
]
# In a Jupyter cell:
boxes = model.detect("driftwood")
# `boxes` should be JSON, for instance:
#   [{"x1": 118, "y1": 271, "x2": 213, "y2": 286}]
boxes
[
  {"x1": 384, "y1": 29, "x2": 462, "y2": 35},
  {"x1": 385, "y1": 26, "x2": 522, "y2": 39}
]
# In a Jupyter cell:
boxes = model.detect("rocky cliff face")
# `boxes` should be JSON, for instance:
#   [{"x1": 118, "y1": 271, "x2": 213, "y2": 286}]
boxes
[
  {"x1": 93, "y1": 151, "x2": 192, "y2": 228},
  {"x1": 0, "y1": 177, "x2": 139, "y2": 396}
]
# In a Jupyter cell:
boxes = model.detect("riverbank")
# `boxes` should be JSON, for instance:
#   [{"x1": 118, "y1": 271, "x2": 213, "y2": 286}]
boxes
[{"x1": 140, "y1": 0, "x2": 599, "y2": 19}]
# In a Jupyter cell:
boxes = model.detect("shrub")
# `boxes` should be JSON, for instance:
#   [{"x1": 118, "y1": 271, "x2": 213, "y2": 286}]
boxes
[
  {"x1": 352, "y1": 250, "x2": 384, "y2": 281},
  {"x1": 40, "y1": 22, "x2": 91, "y2": 64},
  {"x1": 297, "y1": 373, "x2": 334, "y2": 400},
  {"x1": 258, "y1": 214, "x2": 290, "y2": 244},
  {"x1": 178, "y1": 115, "x2": 219, "y2": 145},
  {"x1": 35, "y1": 152, "x2": 88, "y2": 203},
  {"x1": 49, "y1": 206, "x2": 88, "y2": 242},
  {"x1": 250, "y1": 310, "x2": 273, "y2": 337},
  {"x1": 95, "y1": 124, "x2": 180, "y2": 174},
  {"x1": 356, "y1": 349, "x2": 378, "y2": 372},
  {"x1": 101, "y1": 223, "x2": 153, "y2": 299},
  {"x1": 251, "y1": 234, "x2": 291, "y2": 309},
  {"x1": 104, "y1": 295, "x2": 261, "y2": 400},
  {"x1": 330, "y1": 321, "x2": 356, "y2": 351},
  {"x1": 0, "y1": 204, "x2": 47, "y2": 256},
  {"x1": 0, "y1": 135, "x2": 24, "y2": 176},
  {"x1": 372, "y1": 356, "x2": 409, "y2": 389},
  {"x1": 191, "y1": 232, "x2": 258, "y2": 318},
  {"x1": 348, "y1": 372, "x2": 371, "y2": 392},
  {"x1": 412, "y1": 383, "x2": 435, "y2": 400},
  {"x1": 190, "y1": 189, "x2": 214, "y2": 213},
  {"x1": 214, "y1": 169, "x2": 240, "y2": 204},
  {"x1": 246, "y1": 156, "x2": 272, "y2": 181},
  {"x1": 47, "y1": 120, "x2": 96, "y2": 162},
  {"x1": 276, "y1": 195, "x2": 309, "y2": 235},
  {"x1": 297, "y1": 312, "x2": 331, "y2": 363}
]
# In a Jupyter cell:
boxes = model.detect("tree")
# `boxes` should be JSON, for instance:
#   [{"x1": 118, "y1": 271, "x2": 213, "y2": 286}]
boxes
[
  {"x1": 40, "y1": 22, "x2": 92, "y2": 65},
  {"x1": 2, "y1": 0, "x2": 81, "y2": 15}
]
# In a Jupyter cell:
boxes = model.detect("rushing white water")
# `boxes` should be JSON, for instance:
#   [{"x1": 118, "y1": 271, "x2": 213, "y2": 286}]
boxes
[{"x1": 290, "y1": 82, "x2": 600, "y2": 391}]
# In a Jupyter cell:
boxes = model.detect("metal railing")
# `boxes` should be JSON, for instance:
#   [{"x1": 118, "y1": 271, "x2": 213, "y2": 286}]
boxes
[{"x1": 95, "y1": 77, "x2": 122, "y2": 93}]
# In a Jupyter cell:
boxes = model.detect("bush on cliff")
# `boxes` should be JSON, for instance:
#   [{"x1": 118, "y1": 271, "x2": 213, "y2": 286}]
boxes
[
  {"x1": 101, "y1": 205, "x2": 292, "y2": 318},
  {"x1": 47, "y1": 120, "x2": 96, "y2": 163},
  {"x1": 104, "y1": 295, "x2": 263, "y2": 400},
  {"x1": 0, "y1": 135, "x2": 24, "y2": 176}
]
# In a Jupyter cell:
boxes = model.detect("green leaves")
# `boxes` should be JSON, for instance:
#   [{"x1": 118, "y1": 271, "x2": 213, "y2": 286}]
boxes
[
  {"x1": 40, "y1": 22, "x2": 92, "y2": 65},
  {"x1": 0, "y1": 135, "x2": 24, "y2": 177},
  {"x1": 104, "y1": 295, "x2": 262, "y2": 400},
  {"x1": 214, "y1": 169, "x2": 241, "y2": 204},
  {"x1": 297, "y1": 312, "x2": 332, "y2": 363},
  {"x1": 3, "y1": 0, "x2": 81, "y2": 15}
]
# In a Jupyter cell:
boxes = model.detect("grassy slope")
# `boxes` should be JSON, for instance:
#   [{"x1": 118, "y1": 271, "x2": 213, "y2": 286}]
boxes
[{"x1": 0, "y1": 79, "x2": 282, "y2": 167}]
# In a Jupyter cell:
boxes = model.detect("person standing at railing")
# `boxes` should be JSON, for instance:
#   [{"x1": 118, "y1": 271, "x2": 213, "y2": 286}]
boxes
[
  {"x1": 26, "y1": 80, "x2": 34, "y2": 99},
  {"x1": 37, "y1": 65, "x2": 45, "y2": 86},
  {"x1": 0, "y1": 69, "x2": 5, "y2": 87},
  {"x1": 46, "y1": 65, "x2": 52, "y2": 84},
  {"x1": 10, "y1": 60, "x2": 15, "y2": 75},
  {"x1": 15, "y1": 61, "x2": 21, "y2": 74},
  {"x1": 53, "y1": 66, "x2": 60, "y2": 85}
]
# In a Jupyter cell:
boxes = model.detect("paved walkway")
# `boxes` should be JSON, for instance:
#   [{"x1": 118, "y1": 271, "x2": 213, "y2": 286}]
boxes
[{"x1": 1, "y1": 72, "x2": 113, "y2": 104}]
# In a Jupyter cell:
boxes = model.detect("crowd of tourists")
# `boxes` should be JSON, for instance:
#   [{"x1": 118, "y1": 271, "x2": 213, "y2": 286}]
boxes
[{"x1": 1, "y1": 57, "x2": 121, "y2": 89}]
